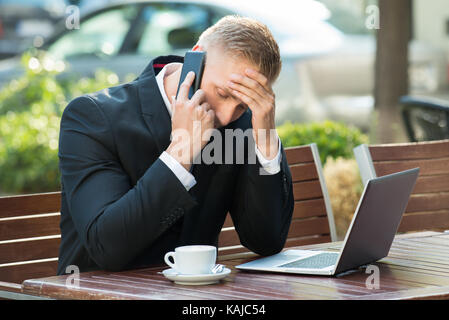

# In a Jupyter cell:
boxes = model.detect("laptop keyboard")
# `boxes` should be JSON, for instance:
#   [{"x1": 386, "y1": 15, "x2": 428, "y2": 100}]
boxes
[{"x1": 278, "y1": 252, "x2": 339, "y2": 269}]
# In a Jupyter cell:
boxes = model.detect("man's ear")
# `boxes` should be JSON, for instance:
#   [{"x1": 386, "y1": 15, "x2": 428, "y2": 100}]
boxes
[{"x1": 192, "y1": 44, "x2": 204, "y2": 52}]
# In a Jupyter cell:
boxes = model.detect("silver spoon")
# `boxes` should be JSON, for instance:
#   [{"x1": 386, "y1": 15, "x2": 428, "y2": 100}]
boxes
[{"x1": 211, "y1": 264, "x2": 225, "y2": 274}]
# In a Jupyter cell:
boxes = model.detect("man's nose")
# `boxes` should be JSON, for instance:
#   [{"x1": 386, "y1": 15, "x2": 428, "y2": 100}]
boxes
[
  {"x1": 217, "y1": 104, "x2": 236, "y2": 126},
  {"x1": 224, "y1": 112, "x2": 236, "y2": 126}
]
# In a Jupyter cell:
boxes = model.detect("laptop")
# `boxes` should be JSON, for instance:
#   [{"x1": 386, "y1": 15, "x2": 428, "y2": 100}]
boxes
[{"x1": 236, "y1": 167, "x2": 420, "y2": 276}]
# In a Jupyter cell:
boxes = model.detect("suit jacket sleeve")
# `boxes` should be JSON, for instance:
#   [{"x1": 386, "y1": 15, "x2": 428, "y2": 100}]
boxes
[
  {"x1": 58, "y1": 96, "x2": 197, "y2": 271},
  {"x1": 229, "y1": 136, "x2": 294, "y2": 256}
]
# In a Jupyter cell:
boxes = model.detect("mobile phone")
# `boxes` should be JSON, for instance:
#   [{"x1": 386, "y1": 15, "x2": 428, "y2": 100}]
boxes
[{"x1": 176, "y1": 51, "x2": 206, "y2": 99}]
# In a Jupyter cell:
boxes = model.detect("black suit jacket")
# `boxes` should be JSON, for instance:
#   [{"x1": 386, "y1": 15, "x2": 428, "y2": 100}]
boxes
[{"x1": 57, "y1": 55, "x2": 294, "y2": 275}]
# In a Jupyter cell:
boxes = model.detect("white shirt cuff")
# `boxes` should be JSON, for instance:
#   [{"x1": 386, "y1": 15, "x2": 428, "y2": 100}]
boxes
[
  {"x1": 159, "y1": 151, "x2": 197, "y2": 191},
  {"x1": 254, "y1": 136, "x2": 282, "y2": 175}
]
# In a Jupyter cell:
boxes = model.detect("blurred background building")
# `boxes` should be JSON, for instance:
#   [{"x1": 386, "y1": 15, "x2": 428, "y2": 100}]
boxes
[{"x1": 414, "y1": 0, "x2": 449, "y2": 53}]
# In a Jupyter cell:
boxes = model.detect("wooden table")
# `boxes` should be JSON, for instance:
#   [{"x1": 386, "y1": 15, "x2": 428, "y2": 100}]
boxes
[{"x1": 22, "y1": 231, "x2": 449, "y2": 300}]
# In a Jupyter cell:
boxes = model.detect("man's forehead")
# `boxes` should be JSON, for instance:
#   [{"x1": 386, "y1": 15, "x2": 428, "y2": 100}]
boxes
[{"x1": 205, "y1": 48, "x2": 258, "y2": 74}]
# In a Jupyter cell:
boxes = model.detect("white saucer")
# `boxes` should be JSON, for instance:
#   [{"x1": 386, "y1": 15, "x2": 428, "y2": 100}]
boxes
[{"x1": 162, "y1": 267, "x2": 231, "y2": 285}]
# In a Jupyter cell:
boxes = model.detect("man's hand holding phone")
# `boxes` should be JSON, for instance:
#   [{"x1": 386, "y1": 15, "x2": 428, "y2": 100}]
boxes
[{"x1": 166, "y1": 71, "x2": 215, "y2": 171}]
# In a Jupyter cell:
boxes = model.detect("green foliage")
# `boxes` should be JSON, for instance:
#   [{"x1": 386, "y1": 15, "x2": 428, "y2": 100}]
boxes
[
  {"x1": 0, "y1": 52, "x2": 66, "y2": 116},
  {"x1": 277, "y1": 120, "x2": 369, "y2": 164},
  {"x1": 0, "y1": 51, "x2": 122, "y2": 193},
  {"x1": 0, "y1": 103, "x2": 60, "y2": 192}
]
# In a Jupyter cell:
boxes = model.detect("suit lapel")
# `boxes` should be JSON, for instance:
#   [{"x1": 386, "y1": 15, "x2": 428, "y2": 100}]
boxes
[
  {"x1": 139, "y1": 80, "x2": 172, "y2": 155},
  {"x1": 137, "y1": 56, "x2": 183, "y2": 155}
]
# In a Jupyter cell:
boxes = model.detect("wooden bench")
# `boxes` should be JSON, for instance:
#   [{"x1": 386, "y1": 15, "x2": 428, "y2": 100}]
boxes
[
  {"x1": 0, "y1": 192, "x2": 61, "y2": 299},
  {"x1": 0, "y1": 144, "x2": 337, "y2": 299},
  {"x1": 354, "y1": 139, "x2": 449, "y2": 233}
]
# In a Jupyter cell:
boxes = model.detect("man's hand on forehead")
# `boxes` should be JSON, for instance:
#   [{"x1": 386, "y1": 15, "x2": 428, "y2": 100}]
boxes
[{"x1": 226, "y1": 68, "x2": 278, "y2": 160}]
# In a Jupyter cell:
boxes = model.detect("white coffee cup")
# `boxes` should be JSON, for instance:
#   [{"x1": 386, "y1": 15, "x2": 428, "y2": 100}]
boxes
[{"x1": 164, "y1": 245, "x2": 217, "y2": 275}]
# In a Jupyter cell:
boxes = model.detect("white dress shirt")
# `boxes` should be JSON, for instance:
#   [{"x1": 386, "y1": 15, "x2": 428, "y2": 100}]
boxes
[{"x1": 156, "y1": 63, "x2": 282, "y2": 191}]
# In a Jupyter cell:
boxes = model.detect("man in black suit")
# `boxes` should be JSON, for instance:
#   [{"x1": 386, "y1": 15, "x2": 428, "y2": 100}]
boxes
[{"x1": 57, "y1": 16, "x2": 294, "y2": 274}]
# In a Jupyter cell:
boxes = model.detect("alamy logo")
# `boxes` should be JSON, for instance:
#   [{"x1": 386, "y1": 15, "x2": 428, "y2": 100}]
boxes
[
  {"x1": 365, "y1": 5, "x2": 380, "y2": 30},
  {"x1": 65, "y1": 265, "x2": 80, "y2": 288},
  {"x1": 365, "y1": 264, "x2": 380, "y2": 289},
  {"x1": 65, "y1": 5, "x2": 80, "y2": 30},
  {"x1": 170, "y1": 124, "x2": 278, "y2": 175}
]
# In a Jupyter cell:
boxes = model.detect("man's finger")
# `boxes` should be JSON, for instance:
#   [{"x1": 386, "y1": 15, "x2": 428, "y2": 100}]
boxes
[
  {"x1": 228, "y1": 81, "x2": 263, "y2": 105},
  {"x1": 170, "y1": 95, "x2": 177, "y2": 117},
  {"x1": 189, "y1": 89, "x2": 206, "y2": 107},
  {"x1": 201, "y1": 102, "x2": 211, "y2": 112},
  {"x1": 229, "y1": 73, "x2": 268, "y2": 99},
  {"x1": 206, "y1": 108, "x2": 215, "y2": 122},
  {"x1": 245, "y1": 69, "x2": 271, "y2": 91},
  {"x1": 230, "y1": 89, "x2": 257, "y2": 112},
  {"x1": 193, "y1": 102, "x2": 212, "y2": 120},
  {"x1": 194, "y1": 105, "x2": 203, "y2": 120},
  {"x1": 177, "y1": 71, "x2": 195, "y2": 101}
]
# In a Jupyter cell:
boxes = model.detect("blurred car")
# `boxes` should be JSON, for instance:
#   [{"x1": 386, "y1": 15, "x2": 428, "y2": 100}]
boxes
[
  {"x1": 0, "y1": 0, "x2": 447, "y2": 129},
  {"x1": 0, "y1": 0, "x2": 68, "y2": 59}
]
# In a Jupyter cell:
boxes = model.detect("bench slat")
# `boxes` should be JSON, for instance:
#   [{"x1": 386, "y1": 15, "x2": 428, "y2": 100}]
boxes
[
  {"x1": 405, "y1": 193, "x2": 449, "y2": 213},
  {"x1": 0, "y1": 214, "x2": 60, "y2": 242},
  {"x1": 293, "y1": 198, "x2": 327, "y2": 219},
  {"x1": 218, "y1": 217, "x2": 331, "y2": 248},
  {"x1": 285, "y1": 147, "x2": 314, "y2": 164},
  {"x1": 222, "y1": 198, "x2": 327, "y2": 228},
  {"x1": 293, "y1": 180, "x2": 323, "y2": 201},
  {"x1": 373, "y1": 157, "x2": 449, "y2": 177},
  {"x1": 0, "y1": 260, "x2": 58, "y2": 284},
  {"x1": 218, "y1": 234, "x2": 332, "y2": 256},
  {"x1": 223, "y1": 214, "x2": 233, "y2": 228},
  {"x1": 369, "y1": 139, "x2": 449, "y2": 161},
  {"x1": 290, "y1": 163, "x2": 318, "y2": 182},
  {"x1": 0, "y1": 237, "x2": 60, "y2": 265},
  {"x1": 0, "y1": 192, "x2": 61, "y2": 219},
  {"x1": 411, "y1": 175, "x2": 449, "y2": 194},
  {"x1": 398, "y1": 210, "x2": 449, "y2": 233},
  {"x1": 288, "y1": 216, "x2": 331, "y2": 238},
  {"x1": 284, "y1": 234, "x2": 332, "y2": 248}
]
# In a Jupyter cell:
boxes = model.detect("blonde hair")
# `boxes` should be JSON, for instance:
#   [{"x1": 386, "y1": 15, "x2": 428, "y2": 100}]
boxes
[{"x1": 198, "y1": 15, "x2": 282, "y2": 83}]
